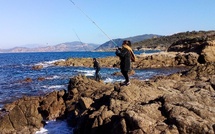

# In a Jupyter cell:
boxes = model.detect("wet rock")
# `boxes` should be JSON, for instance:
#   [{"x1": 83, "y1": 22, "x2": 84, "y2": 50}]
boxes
[
  {"x1": 23, "y1": 77, "x2": 33, "y2": 83},
  {"x1": 37, "y1": 77, "x2": 45, "y2": 81},
  {"x1": 32, "y1": 65, "x2": 43, "y2": 70},
  {"x1": 0, "y1": 90, "x2": 67, "y2": 133}
]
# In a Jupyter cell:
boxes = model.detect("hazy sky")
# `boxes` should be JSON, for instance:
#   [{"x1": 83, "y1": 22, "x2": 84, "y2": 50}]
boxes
[{"x1": 0, "y1": 0, "x2": 214, "y2": 49}]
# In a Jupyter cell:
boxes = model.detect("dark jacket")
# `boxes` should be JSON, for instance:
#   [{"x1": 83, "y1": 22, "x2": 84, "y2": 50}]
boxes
[
  {"x1": 93, "y1": 60, "x2": 100, "y2": 71},
  {"x1": 115, "y1": 48, "x2": 131, "y2": 71}
]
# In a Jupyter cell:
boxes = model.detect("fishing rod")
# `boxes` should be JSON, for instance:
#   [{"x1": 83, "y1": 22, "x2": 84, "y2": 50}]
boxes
[
  {"x1": 68, "y1": 0, "x2": 118, "y2": 47},
  {"x1": 73, "y1": 29, "x2": 87, "y2": 51}
]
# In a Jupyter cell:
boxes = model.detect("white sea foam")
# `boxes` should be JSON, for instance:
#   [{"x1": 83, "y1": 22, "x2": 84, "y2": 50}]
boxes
[
  {"x1": 41, "y1": 85, "x2": 66, "y2": 90},
  {"x1": 46, "y1": 75, "x2": 61, "y2": 80},
  {"x1": 35, "y1": 120, "x2": 73, "y2": 134},
  {"x1": 103, "y1": 77, "x2": 123, "y2": 83},
  {"x1": 76, "y1": 69, "x2": 95, "y2": 76},
  {"x1": 34, "y1": 59, "x2": 65, "y2": 68},
  {"x1": 48, "y1": 85, "x2": 66, "y2": 89}
]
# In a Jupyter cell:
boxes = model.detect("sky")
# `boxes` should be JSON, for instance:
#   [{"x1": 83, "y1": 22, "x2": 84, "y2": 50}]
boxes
[{"x1": 0, "y1": 0, "x2": 214, "y2": 49}]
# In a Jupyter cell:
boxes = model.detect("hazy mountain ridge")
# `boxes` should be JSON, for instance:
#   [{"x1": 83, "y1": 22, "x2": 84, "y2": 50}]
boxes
[
  {"x1": 1, "y1": 31, "x2": 214, "y2": 53},
  {"x1": 0, "y1": 42, "x2": 99, "y2": 53},
  {"x1": 0, "y1": 34, "x2": 159, "y2": 53},
  {"x1": 95, "y1": 34, "x2": 160, "y2": 50}
]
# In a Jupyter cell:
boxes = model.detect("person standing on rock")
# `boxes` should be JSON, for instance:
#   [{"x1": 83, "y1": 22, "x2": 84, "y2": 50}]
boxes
[
  {"x1": 115, "y1": 40, "x2": 136, "y2": 86},
  {"x1": 93, "y1": 58, "x2": 101, "y2": 81}
]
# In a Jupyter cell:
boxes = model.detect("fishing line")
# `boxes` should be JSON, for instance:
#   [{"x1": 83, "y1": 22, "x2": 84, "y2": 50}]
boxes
[
  {"x1": 69, "y1": 0, "x2": 118, "y2": 47},
  {"x1": 73, "y1": 29, "x2": 87, "y2": 51}
]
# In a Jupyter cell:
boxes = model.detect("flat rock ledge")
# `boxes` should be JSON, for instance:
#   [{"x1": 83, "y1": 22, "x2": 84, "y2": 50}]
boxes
[
  {"x1": 51, "y1": 52, "x2": 199, "y2": 69},
  {"x1": 1, "y1": 63, "x2": 215, "y2": 134}
]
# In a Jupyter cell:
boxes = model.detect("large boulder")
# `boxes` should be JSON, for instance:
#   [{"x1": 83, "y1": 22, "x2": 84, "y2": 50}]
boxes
[
  {"x1": 0, "y1": 90, "x2": 67, "y2": 133},
  {"x1": 167, "y1": 34, "x2": 215, "y2": 64},
  {"x1": 38, "y1": 90, "x2": 67, "y2": 120},
  {"x1": 66, "y1": 64, "x2": 215, "y2": 134},
  {"x1": 167, "y1": 37, "x2": 207, "y2": 53},
  {"x1": 201, "y1": 40, "x2": 215, "y2": 63},
  {"x1": 0, "y1": 96, "x2": 43, "y2": 133},
  {"x1": 136, "y1": 52, "x2": 199, "y2": 68}
]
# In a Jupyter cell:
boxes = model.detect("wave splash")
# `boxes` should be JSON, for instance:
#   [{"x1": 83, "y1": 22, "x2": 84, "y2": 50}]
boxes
[{"x1": 36, "y1": 120, "x2": 73, "y2": 134}]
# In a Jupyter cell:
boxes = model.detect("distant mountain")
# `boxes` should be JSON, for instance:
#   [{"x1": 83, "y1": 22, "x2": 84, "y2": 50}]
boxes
[
  {"x1": 2, "y1": 31, "x2": 213, "y2": 53},
  {"x1": 95, "y1": 34, "x2": 160, "y2": 51},
  {"x1": 0, "y1": 42, "x2": 99, "y2": 53}
]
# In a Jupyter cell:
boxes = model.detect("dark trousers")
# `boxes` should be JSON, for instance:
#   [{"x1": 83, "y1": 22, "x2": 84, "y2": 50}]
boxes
[
  {"x1": 95, "y1": 69, "x2": 100, "y2": 81},
  {"x1": 121, "y1": 70, "x2": 129, "y2": 83}
]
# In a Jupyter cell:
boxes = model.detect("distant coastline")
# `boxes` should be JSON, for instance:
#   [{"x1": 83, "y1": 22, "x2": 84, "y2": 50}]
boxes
[{"x1": 1, "y1": 30, "x2": 214, "y2": 53}]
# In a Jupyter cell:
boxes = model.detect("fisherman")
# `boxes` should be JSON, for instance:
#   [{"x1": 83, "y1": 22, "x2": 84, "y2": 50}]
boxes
[
  {"x1": 93, "y1": 58, "x2": 101, "y2": 81},
  {"x1": 115, "y1": 40, "x2": 136, "y2": 86}
]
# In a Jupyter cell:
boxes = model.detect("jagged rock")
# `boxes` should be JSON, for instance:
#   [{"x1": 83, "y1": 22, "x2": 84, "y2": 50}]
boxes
[
  {"x1": 1, "y1": 62, "x2": 215, "y2": 133},
  {"x1": 0, "y1": 90, "x2": 67, "y2": 133},
  {"x1": 79, "y1": 97, "x2": 94, "y2": 110},
  {"x1": 175, "y1": 52, "x2": 199, "y2": 66},
  {"x1": 167, "y1": 35, "x2": 215, "y2": 64},
  {"x1": 1, "y1": 39, "x2": 215, "y2": 133},
  {"x1": 201, "y1": 40, "x2": 215, "y2": 63},
  {"x1": 167, "y1": 37, "x2": 208, "y2": 53},
  {"x1": 39, "y1": 90, "x2": 67, "y2": 120},
  {"x1": 66, "y1": 63, "x2": 215, "y2": 134},
  {"x1": 183, "y1": 63, "x2": 215, "y2": 79},
  {"x1": 0, "y1": 96, "x2": 43, "y2": 133}
]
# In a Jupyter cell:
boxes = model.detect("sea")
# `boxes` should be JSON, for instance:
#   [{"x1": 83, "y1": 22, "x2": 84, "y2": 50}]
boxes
[{"x1": 0, "y1": 51, "x2": 185, "y2": 134}]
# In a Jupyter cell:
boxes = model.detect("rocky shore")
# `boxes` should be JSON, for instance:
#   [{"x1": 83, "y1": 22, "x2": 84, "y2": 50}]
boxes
[
  {"x1": 0, "y1": 36, "x2": 215, "y2": 134},
  {"x1": 43, "y1": 36, "x2": 214, "y2": 69}
]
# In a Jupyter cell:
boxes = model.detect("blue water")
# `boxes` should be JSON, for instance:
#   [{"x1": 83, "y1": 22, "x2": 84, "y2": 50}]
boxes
[
  {"x1": 0, "y1": 50, "x2": 182, "y2": 108},
  {"x1": 0, "y1": 50, "x2": 187, "y2": 133}
]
